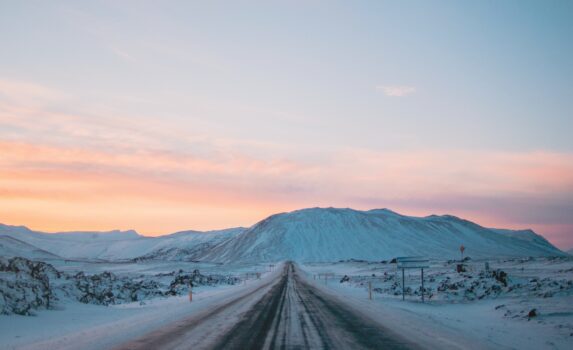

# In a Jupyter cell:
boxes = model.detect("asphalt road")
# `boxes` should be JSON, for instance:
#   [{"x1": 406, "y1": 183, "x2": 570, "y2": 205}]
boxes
[{"x1": 114, "y1": 262, "x2": 416, "y2": 350}]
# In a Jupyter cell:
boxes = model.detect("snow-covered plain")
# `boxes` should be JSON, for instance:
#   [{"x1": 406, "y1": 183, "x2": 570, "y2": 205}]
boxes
[
  {"x1": 0, "y1": 255, "x2": 274, "y2": 315},
  {"x1": 301, "y1": 257, "x2": 573, "y2": 349},
  {"x1": 0, "y1": 265, "x2": 280, "y2": 350}
]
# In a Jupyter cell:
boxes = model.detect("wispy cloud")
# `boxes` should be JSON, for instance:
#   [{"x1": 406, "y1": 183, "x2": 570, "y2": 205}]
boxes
[
  {"x1": 376, "y1": 85, "x2": 416, "y2": 97},
  {"x1": 110, "y1": 47, "x2": 136, "y2": 63}
]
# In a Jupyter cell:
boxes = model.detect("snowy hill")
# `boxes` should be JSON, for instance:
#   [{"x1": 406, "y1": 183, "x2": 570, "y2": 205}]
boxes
[
  {"x1": 489, "y1": 228, "x2": 561, "y2": 253},
  {"x1": 134, "y1": 227, "x2": 247, "y2": 261},
  {"x1": 0, "y1": 224, "x2": 244, "y2": 261},
  {"x1": 0, "y1": 236, "x2": 62, "y2": 260},
  {"x1": 197, "y1": 208, "x2": 565, "y2": 263}
]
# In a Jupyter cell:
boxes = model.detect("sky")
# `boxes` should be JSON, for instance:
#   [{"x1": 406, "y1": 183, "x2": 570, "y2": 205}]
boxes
[{"x1": 1, "y1": 0, "x2": 572, "y2": 249}]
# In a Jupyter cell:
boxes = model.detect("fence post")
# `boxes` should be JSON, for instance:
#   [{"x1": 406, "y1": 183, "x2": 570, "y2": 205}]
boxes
[
  {"x1": 402, "y1": 268, "x2": 405, "y2": 301},
  {"x1": 369, "y1": 281, "x2": 372, "y2": 300},
  {"x1": 421, "y1": 268, "x2": 424, "y2": 303}
]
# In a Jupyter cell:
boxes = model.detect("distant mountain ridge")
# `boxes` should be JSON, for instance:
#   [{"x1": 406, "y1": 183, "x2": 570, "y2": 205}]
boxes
[
  {"x1": 0, "y1": 223, "x2": 244, "y2": 261},
  {"x1": 0, "y1": 208, "x2": 566, "y2": 263}
]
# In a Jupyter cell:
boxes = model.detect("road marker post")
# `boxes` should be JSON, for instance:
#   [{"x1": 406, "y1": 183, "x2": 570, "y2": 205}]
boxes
[
  {"x1": 421, "y1": 268, "x2": 424, "y2": 303},
  {"x1": 368, "y1": 281, "x2": 372, "y2": 300},
  {"x1": 188, "y1": 284, "x2": 193, "y2": 302},
  {"x1": 402, "y1": 269, "x2": 405, "y2": 301}
]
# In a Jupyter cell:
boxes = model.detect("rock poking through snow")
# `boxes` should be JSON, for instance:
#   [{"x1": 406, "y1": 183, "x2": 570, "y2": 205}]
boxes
[{"x1": 0, "y1": 257, "x2": 242, "y2": 315}]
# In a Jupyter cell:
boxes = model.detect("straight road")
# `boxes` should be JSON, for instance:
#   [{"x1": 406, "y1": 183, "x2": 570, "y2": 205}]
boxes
[{"x1": 114, "y1": 262, "x2": 416, "y2": 350}]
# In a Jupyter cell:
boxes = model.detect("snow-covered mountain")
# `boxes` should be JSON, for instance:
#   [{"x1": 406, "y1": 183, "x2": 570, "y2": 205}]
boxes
[
  {"x1": 197, "y1": 208, "x2": 565, "y2": 263},
  {"x1": 0, "y1": 208, "x2": 565, "y2": 263},
  {"x1": 0, "y1": 224, "x2": 244, "y2": 261}
]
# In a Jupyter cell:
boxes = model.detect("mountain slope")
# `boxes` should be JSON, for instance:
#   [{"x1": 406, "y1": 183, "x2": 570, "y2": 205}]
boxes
[
  {"x1": 197, "y1": 208, "x2": 565, "y2": 263},
  {"x1": 0, "y1": 235, "x2": 62, "y2": 260}
]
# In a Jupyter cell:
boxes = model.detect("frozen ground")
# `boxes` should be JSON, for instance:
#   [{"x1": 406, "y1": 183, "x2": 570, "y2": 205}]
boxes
[
  {"x1": 0, "y1": 256, "x2": 275, "y2": 316},
  {"x1": 0, "y1": 261, "x2": 277, "y2": 350},
  {"x1": 301, "y1": 257, "x2": 573, "y2": 349}
]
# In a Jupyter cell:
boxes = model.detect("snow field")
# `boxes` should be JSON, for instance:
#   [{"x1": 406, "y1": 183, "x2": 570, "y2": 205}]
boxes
[
  {"x1": 300, "y1": 258, "x2": 573, "y2": 349},
  {"x1": 0, "y1": 263, "x2": 282, "y2": 350}
]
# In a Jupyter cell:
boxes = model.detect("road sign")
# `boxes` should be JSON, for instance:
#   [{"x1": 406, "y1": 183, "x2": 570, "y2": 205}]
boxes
[
  {"x1": 396, "y1": 257, "x2": 430, "y2": 302},
  {"x1": 396, "y1": 257, "x2": 430, "y2": 269}
]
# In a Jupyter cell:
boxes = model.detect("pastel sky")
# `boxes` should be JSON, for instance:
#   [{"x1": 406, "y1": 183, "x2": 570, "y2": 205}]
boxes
[{"x1": 1, "y1": 1, "x2": 572, "y2": 249}]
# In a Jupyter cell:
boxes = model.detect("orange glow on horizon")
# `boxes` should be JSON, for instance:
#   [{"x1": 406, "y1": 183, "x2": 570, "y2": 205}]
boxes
[{"x1": 1, "y1": 139, "x2": 572, "y2": 247}]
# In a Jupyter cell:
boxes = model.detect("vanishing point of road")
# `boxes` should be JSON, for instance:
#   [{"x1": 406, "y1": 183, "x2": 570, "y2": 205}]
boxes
[{"x1": 114, "y1": 262, "x2": 417, "y2": 350}]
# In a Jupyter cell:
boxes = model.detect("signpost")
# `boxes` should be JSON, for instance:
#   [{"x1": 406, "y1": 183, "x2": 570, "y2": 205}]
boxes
[{"x1": 396, "y1": 257, "x2": 430, "y2": 302}]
